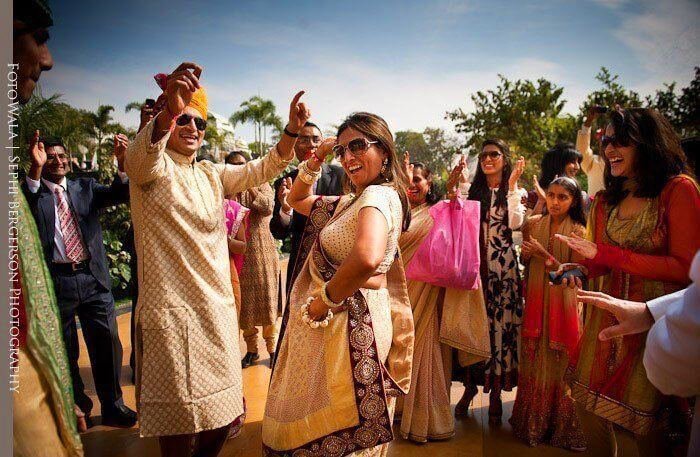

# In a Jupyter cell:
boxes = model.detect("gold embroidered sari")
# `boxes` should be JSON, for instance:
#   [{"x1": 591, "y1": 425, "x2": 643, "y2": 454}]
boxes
[{"x1": 263, "y1": 195, "x2": 414, "y2": 456}]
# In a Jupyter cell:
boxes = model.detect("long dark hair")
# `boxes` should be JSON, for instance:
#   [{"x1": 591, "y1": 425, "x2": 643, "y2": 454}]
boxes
[
  {"x1": 545, "y1": 176, "x2": 587, "y2": 227},
  {"x1": 411, "y1": 162, "x2": 442, "y2": 205},
  {"x1": 603, "y1": 108, "x2": 689, "y2": 206},
  {"x1": 468, "y1": 138, "x2": 512, "y2": 221},
  {"x1": 538, "y1": 142, "x2": 582, "y2": 189},
  {"x1": 337, "y1": 112, "x2": 411, "y2": 231}
]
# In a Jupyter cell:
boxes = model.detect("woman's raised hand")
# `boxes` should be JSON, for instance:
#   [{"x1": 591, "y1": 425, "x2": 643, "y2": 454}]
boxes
[
  {"x1": 508, "y1": 156, "x2": 525, "y2": 191},
  {"x1": 532, "y1": 175, "x2": 545, "y2": 201},
  {"x1": 165, "y1": 62, "x2": 202, "y2": 116},
  {"x1": 446, "y1": 157, "x2": 466, "y2": 200},
  {"x1": 315, "y1": 137, "x2": 337, "y2": 161},
  {"x1": 287, "y1": 91, "x2": 310, "y2": 134},
  {"x1": 403, "y1": 152, "x2": 414, "y2": 177}
]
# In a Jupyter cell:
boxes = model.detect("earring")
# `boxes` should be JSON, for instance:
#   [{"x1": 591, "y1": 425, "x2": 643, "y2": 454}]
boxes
[{"x1": 380, "y1": 157, "x2": 389, "y2": 181}]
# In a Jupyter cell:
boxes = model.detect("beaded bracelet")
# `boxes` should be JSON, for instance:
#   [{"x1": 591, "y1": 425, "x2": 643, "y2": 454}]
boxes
[{"x1": 300, "y1": 297, "x2": 334, "y2": 329}]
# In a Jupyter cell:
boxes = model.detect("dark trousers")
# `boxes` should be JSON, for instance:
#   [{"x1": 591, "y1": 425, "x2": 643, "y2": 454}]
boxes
[{"x1": 54, "y1": 268, "x2": 124, "y2": 416}]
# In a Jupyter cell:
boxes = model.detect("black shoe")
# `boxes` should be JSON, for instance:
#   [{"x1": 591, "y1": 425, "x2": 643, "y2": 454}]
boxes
[
  {"x1": 268, "y1": 352, "x2": 275, "y2": 368},
  {"x1": 241, "y1": 352, "x2": 259, "y2": 368},
  {"x1": 102, "y1": 405, "x2": 137, "y2": 428}
]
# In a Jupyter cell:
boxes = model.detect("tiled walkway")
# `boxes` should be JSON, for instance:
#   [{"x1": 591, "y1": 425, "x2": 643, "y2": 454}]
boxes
[{"x1": 77, "y1": 310, "x2": 598, "y2": 457}]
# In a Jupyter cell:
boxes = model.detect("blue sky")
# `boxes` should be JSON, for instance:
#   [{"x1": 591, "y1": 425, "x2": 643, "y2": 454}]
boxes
[{"x1": 39, "y1": 0, "x2": 699, "y2": 142}]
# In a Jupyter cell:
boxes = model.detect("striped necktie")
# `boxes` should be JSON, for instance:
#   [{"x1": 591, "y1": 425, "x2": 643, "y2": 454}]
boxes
[{"x1": 54, "y1": 187, "x2": 88, "y2": 262}]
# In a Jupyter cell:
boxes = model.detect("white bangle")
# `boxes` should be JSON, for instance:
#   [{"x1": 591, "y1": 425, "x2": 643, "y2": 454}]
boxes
[
  {"x1": 300, "y1": 297, "x2": 334, "y2": 329},
  {"x1": 321, "y1": 282, "x2": 342, "y2": 308}
]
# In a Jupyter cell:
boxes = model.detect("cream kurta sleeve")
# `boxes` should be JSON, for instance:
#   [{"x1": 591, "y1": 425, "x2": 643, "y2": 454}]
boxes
[
  {"x1": 216, "y1": 148, "x2": 291, "y2": 198},
  {"x1": 125, "y1": 116, "x2": 171, "y2": 185},
  {"x1": 577, "y1": 124, "x2": 606, "y2": 196},
  {"x1": 643, "y1": 250, "x2": 700, "y2": 398},
  {"x1": 507, "y1": 188, "x2": 527, "y2": 230}
]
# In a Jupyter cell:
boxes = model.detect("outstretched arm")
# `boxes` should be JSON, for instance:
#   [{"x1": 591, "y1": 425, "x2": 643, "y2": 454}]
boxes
[{"x1": 217, "y1": 91, "x2": 308, "y2": 196}]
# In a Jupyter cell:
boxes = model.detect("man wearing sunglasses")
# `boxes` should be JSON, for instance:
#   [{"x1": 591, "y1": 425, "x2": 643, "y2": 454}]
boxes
[
  {"x1": 125, "y1": 62, "x2": 305, "y2": 456},
  {"x1": 269, "y1": 122, "x2": 344, "y2": 343},
  {"x1": 22, "y1": 133, "x2": 135, "y2": 429}
]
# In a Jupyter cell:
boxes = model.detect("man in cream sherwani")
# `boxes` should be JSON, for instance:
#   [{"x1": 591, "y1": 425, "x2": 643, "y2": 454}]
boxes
[{"x1": 126, "y1": 61, "x2": 310, "y2": 457}]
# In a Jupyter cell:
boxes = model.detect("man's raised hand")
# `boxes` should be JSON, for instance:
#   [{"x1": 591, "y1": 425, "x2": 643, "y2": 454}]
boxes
[
  {"x1": 287, "y1": 91, "x2": 310, "y2": 134},
  {"x1": 165, "y1": 62, "x2": 203, "y2": 117}
]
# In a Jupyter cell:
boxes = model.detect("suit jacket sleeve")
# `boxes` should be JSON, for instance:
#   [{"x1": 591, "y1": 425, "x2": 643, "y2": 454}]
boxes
[
  {"x1": 91, "y1": 174, "x2": 130, "y2": 209},
  {"x1": 270, "y1": 175, "x2": 292, "y2": 240}
]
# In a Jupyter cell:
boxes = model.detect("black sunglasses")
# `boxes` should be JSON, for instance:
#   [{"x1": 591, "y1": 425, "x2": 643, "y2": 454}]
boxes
[
  {"x1": 176, "y1": 113, "x2": 207, "y2": 131},
  {"x1": 478, "y1": 151, "x2": 502, "y2": 161},
  {"x1": 600, "y1": 135, "x2": 629, "y2": 149},
  {"x1": 332, "y1": 138, "x2": 379, "y2": 159}
]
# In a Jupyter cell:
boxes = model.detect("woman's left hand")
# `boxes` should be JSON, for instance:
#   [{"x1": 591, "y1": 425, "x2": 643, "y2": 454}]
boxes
[
  {"x1": 509, "y1": 156, "x2": 525, "y2": 191},
  {"x1": 403, "y1": 151, "x2": 413, "y2": 177},
  {"x1": 446, "y1": 156, "x2": 466, "y2": 200},
  {"x1": 308, "y1": 296, "x2": 330, "y2": 321},
  {"x1": 554, "y1": 232, "x2": 598, "y2": 259},
  {"x1": 522, "y1": 237, "x2": 548, "y2": 259}
]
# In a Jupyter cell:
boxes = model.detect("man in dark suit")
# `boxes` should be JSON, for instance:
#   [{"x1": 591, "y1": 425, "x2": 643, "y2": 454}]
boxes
[
  {"x1": 270, "y1": 122, "x2": 345, "y2": 298},
  {"x1": 22, "y1": 133, "x2": 137, "y2": 427}
]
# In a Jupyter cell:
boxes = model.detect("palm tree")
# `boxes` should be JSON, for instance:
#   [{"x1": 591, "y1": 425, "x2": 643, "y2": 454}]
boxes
[
  {"x1": 229, "y1": 96, "x2": 282, "y2": 158},
  {"x1": 125, "y1": 101, "x2": 143, "y2": 113},
  {"x1": 86, "y1": 104, "x2": 117, "y2": 155},
  {"x1": 16, "y1": 87, "x2": 91, "y2": 168}
]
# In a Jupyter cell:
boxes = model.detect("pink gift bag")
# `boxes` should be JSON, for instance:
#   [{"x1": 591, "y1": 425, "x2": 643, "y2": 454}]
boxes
[{"x1": 405, "y1": 198, "x2": 480, "y2": 290}]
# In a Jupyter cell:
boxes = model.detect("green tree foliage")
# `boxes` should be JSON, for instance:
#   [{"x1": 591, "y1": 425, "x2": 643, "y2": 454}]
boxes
[
  {"x1": 15, "y1": 88, "x2": 92, "y2": 168},
  {"x1": 394, "y1": 128, "x2": 461, "y2": 174},
  {"x1": 230, "y1": 96, "x2": 283, "y2": 158},
  {"x1": 579, "y1": 67, "x2": 643, "y2": 118},
  {"x1": 645, "y1": 66, "x2": 699, "y2": 137},
  {"x1": 446, "y1": 74, "x2": 578, "y2": 182}
]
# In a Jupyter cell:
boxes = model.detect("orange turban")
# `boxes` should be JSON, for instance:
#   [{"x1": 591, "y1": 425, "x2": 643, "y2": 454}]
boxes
[{"x1": 188, "y1": 87, "x2": 208, "y2": 120}]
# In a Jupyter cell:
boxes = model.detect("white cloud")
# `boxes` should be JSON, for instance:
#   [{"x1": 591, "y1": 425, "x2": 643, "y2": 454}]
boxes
[
  {"x1": 611, "y1": 0, "x2": 699, "y2": 94},
  {"x1": 40, "y1": 53, "x2": 590, "y2": 146},
  {"x1": 38, "y1": 62, "x2": 155, "y2": 128},
  {"x1": 208, "y1": 55, "x2": 574, "y2": 143},
  {"x1": 592, "y1": 0, "x2": 629, "y2": 9}
]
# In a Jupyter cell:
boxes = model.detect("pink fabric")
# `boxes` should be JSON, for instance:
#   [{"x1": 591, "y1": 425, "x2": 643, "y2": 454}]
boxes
[
  {"x1": 405, "y1": 198, "x2": 480, "y2": 290},
  {"x1": 55, "y1": 188, "x2": 88, "y2": 262},
  {"x1": 224, "y1": 199, "x2": 249, "y2": 273}
]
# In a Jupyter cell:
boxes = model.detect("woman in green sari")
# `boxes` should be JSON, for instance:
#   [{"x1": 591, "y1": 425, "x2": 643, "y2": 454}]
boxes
[{"x1": 14, "y1": 187, "x2": 83, "y2": 456}]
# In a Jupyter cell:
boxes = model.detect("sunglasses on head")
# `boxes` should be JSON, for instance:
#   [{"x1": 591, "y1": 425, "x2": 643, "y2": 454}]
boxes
[
  {"x1": 600, "y1": 135, "x2": 629, "y2": 149},
  {"x1": 176, "y1": 113, "x2": 207, "y2": 131},
  {"x1": 332, "y1": 138, "x2": 379, "y2": 159},
  {"x1": 478, "y1": 151, "x2": 502, "y2": 161}
]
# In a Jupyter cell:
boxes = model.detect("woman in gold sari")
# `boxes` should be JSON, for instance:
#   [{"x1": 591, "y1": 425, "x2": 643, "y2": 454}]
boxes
[
  {"x1": 398, "y1": 160, "x2": 490, "y2": 443},
  {"x1": 262, "y1": 112, "x2": 414, "y2": 456}
]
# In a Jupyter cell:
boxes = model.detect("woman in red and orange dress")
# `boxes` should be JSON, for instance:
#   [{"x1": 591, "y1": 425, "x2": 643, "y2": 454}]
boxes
[{"x1": 557, "y1": 108, "x2": 700, "y2": 456}]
